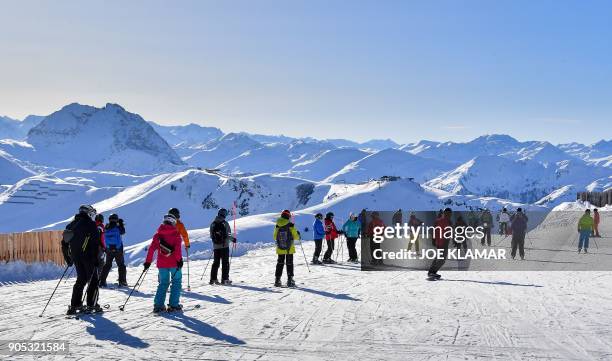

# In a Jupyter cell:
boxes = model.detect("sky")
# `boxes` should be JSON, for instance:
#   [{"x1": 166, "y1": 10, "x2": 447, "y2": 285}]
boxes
[{"x1": 1, "y1": 0, "x2": 611, "y2": 145}]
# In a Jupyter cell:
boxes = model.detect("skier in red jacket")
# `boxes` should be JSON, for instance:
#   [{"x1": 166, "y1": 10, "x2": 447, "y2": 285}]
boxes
[
  {"x1": 428, "y1": 208, "x2": 453, "y2": 279},
  {"x1": 144, "y1": 213, "x2": 184, "y2": 313},
  {"x1": 366, "y1": 211, "x2": 386, "y2": 265},
  {"x1": 323, "y1": 212, "x2": 340, "y2": 263}
]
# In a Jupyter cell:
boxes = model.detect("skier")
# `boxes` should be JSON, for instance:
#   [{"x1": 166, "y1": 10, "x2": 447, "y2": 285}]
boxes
[
  {"x1": 323, "y1": 212, "x2": 339, "y2": 264},
  {"x1": 510, "y1": 208, "x2": 528, "y2": 260},
  {"x1": 392, "y1": 209, "x2": 403, "y2": 226},
  {"x1": 144, "y1": 213, "x2": 184, "y2": 313},
  {"x1": 480, "y1": 209, "x2": 493, "y2": 246},
  {"x1": 342, "y1": 213, "x2": 361, "y2": 263},
  {"x1": 577, "y1": 209, "x2": 594, "y2": 253},
  {"x1": 99, "y1": 213, "x2": 127, "y2": 287},
  {"x1": 407, "y1": 212, "x2": 422, "y2": 252},
  {"x1": 311, "y1": 213, "x2": 325, "y2": 265},
  {"x1": 95, "y1": 214, "x2": 106, "y2": 278},
  {"x1": 168, "y1": 208, "x2": 191, "y2": 249},
  {"x1": 273, "y1": 209, "x2": 300, "y2": 287},
  {"x1": 453, "y1": 214, "x2": 468, "y2": 251},
  {"x1": 593, "y1": 208, "x2": 601, "y2": 237},
  {"x1": 467, "y1": 210, "x2": 479, "y2": 228},
  {"x1": 427, "y1": 208, "x2": 453, "y2": 280},
  {"x1": 209, "y1": 208, "x2": 235, "y2": 285},
  {"x1": 366, "y1": 211, "x2": 386, "y2": 265},
  {"x1": 498, "y1": 208, "x2": 510, "y2": 236},
  {"x1": 62, "y1": 204, "x2": 102, "y2": 315}
]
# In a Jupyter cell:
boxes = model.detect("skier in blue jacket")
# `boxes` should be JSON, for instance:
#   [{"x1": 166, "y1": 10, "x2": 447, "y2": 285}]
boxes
[
  {"x1": 99, "y1": 213, "x2": 127, "y2": 287},
  {"x1": 312, "y1": 213, "x2": 325, "y2": 265},
  {"x1": 342, "y1": 213, "x2": 362, "y2": 263}
]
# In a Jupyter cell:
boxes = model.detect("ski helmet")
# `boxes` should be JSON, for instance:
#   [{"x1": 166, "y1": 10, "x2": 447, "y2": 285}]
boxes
[
  {"x1": 168, "y1": 208, "x2": 180, "y2": 219},
  {"x1": 109, "y1": 213, "x2": 119, "y2": 222},
  {"x1": 218, "y1": 208, "x2": 228, "y2": 218},
  {"x1": 95, "y1": 214, "x2": 104, "y2": 223},
  {"x1": 326, "y1": 212, "x2": 334, "y2": 219},
  {"x1": 163, "y1": 213, "x2": 177, "y2": 226},
  {"x1": 315, "y1": 213, "x2": 323, "y2": 219},
  {"x1": 79, "y1": 204, "x2": 96, "y2": 220},
  {"x1": 281, "y1": 209, "x2": 291, "y2": 219}
]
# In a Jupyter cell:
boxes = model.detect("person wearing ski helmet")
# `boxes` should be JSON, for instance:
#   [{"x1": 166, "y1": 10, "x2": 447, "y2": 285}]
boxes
[
  {"x1": 169, "y1": 208, "x2": 191, "y2": 249},
  {"x1": 366, "y1": 211, "x2": 385, "y2": 265},
  {"x1": 209, "y1": 208, "x2": 235, "y2": 285},
  {"x1": 480, "y1": 209, "x2": 493, "y2": 246},
  {"x1": 342, "y1": 213, "x2": 361, "y2": 263},
  {"x1": 94, "y1": 214, "x2": 106, "y2": 279},
  {"x1": 144, "y1": 213, "x2": 184, "y2": 313},
  {"x1": 427, "y1": 208, "x2": 453, "y2": 279},
  {"x1": 322, "y1": 212, "x2": 339, "y2": 264},
  {"x1": 99, "y1": 213, "x2": 127, "y2": 287},
  {"x1": 311, "y1": 213, "x2": 325, "y2": 265},
  {"x1": 273, "y1": 209, "x2": 300, "y2": 287},
  {"x1": 64, "y1": 204, "x2": 102, "y2": 315}
]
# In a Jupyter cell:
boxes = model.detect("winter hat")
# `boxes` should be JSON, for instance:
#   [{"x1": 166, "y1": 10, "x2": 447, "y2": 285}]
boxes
[
  {"x1": 109, "y1": 213, "x2": 119, "y2": 222},
  {"x1": 281, "y1": 209, "x2": 291, "y2": 219},
  {"x1": 517, "y1": 208, "x2": 522, "y2": 213},
  {"x1": 218, "y1": 208, "x2": 228, "y2": 218},
  {"x1": 95, "y1": 214, "x2": 104, "y2": 223},
  {"x1": 168, "y1": 208, "x2": 180, "y2": 219},
  {"x1": 326, "y1": 212, "x2": 334, "y2": 219},
  {"x1": 163, "y1": 213, "x2": 177, "y2": 226},
  {"x1": 315, "y1": 213, "x2": 323, "y2": 219}
]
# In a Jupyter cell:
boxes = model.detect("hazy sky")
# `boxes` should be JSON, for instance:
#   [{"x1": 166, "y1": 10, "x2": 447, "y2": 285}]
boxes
[{"x1": 1, "y1": 0, "x2": 611, "y2": 144}]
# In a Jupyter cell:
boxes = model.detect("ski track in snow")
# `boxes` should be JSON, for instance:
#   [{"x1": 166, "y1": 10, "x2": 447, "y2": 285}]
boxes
[{"x1": 1, "y1": 238, "x2": 612, "y2": 360}]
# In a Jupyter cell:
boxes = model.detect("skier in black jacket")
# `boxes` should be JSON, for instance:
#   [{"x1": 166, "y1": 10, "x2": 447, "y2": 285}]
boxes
[{"x1": 61, "y1": 204, "x2": 102, "y2": 315}]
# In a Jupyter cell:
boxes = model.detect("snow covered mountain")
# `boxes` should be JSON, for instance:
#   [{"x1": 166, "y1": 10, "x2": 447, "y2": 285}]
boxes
[
  {"x1": 23, "y1": 103, "x2": 185, "y2": 174},
  {"x1": 183, "y1": 133, "x2": 262, "y2": 169},
  {"x1": 0, "y1": 115, "x2": 44, "y2": 140},
  {"x1": 149, "y1": 122, "x2": 223, "y2": 148},
  {"x1": 325, "y1": 148, "x2": 454, "y2": 184},
  {"x1": 0, "y1": 150, "x2": 35, "y2": 184},
  {"x1": 285, "y1": 148, "x2": 371, "y2": 181}
]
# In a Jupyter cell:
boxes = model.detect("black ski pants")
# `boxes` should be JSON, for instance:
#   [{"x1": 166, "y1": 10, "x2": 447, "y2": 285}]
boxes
[
  {"x1": 511, "y1": 233, "x2": 526, "y2": 259},
  {"x1": 275, "y1": 254, "x2": 294, "y2": 279},
  {"x1": 346, "y1": 237, "x2": 358, "y2": 260},
  {"x1": 428, "y1": 242, "x2": 449, "y2": 275},
  {"x1": 71, "y1": 258, "x2": 99, "y2": 307},
  {"x1": 99, "y1": 247, "x2": 126, "y2": 285},
  {"x1": 211, "y1": 247, "x2": 230, "y2": 281},
  {"x1": 323, "y1": 239, "x2": 335, "y2": 260},
  {"x1": 312, "y1": 239, "x2": 323, "y2": 260}
]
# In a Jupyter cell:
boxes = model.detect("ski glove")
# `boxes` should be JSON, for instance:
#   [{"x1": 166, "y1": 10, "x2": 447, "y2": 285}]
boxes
[
  {"x1": 177, "y1": 259, "x2": 184, "y2": 269},
  {"x1": 61, "y1": 242, "x2": 73, "y2": 266},
  {"x1": 231, "y1": 237, "x2": 237, "y2": 243},
  {"x1": 143, "y1": 262, "x2": 151, "y2": 270}
]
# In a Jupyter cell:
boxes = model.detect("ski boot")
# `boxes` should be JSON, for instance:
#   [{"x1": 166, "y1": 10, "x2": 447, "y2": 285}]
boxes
[
  {"x1": 99, "y1": 282, "x2": 108, "y2": 288},
  {"x1": 584, "y1": 249, "x2": 588, "y2": 254},
  {"x1": 222, "y1": 279, "x2": 233, "y2": 285},
  {"x1": 287, "y1": 278, "x2": 296, "y2": 288},
  {"x1": 86, "y1": 304, "x2": 104, "y2": 314},
  {"x1": 67, "y1": 305, "x2": 85, "y2": 315},
  {"x1": 578, "y1": 248, "x2": 582, "y2": 253},
  {"x1": 209, "y1": 279, "x2": 220, "y2": 285},
  {"x1": 311, "y1": 258, "x2": 323, "y2": 265},
  {"x1": 167, "y1": 304, "x2": 183, "y2": 313},
  {"x1": 153, "y1": 305, "x2": 166, "y2": 313},
  {"x1": 274, "y1": 278, "x2": 282, "y2": 287},
  {"x1": 118, "y1": 281, "x2": 129, "y2": 287}
]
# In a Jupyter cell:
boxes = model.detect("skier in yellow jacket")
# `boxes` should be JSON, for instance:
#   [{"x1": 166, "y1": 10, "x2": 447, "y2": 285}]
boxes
[{"x1": 273, "y1": 209, "x2": 300, "y2": 287}]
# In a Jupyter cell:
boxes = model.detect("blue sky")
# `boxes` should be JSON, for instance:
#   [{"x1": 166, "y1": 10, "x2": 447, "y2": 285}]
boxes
[{"x1": 1, "y1": 0, "x2": 610, "y2": 144}]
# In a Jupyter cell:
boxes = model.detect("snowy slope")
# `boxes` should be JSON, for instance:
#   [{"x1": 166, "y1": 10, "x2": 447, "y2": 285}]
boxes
[
  {"x1": 285, "y1": 148, "x2": 371, "y2": 181},
  {"x1": 0, "y1": 150, "x2": 35, "y2": 184},
  {"x1": 150, "y1": 122, "x2": 223, "y2": 148},
  {"x1": 559, "y1": 139, "x2": 612, "y2": 162},
  {"x1": 0, "y1": 114, "x2": 44, "y2": 140},
  {"x1": 325, "y1": 148, "x2": 454, "y2": 184},
  {"x1": 25, "y1": 103, "x2": 185, "y2": 174},
  {"x1": 183, "y1": 133, "x2": 262, "y2": 169},
  {"x1": 425, "y1": 155, "x2": 555, "y2": 203},
  {"x1": 505, "y1": 141, "x2": 579, "y2": 167},
  {"x1": 412, "y1": 134, "x2": 527, "y2": 164}
]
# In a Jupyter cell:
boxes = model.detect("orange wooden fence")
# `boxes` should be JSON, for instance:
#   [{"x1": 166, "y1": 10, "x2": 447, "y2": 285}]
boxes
[{"x1": 0, "y1": 231, "x2": 65, "y2": 265}]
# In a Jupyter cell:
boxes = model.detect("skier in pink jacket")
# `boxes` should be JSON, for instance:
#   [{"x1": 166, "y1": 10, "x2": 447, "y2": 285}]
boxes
[{"x1": 144, "y1": 213, "x2": 184, "y2": 313}]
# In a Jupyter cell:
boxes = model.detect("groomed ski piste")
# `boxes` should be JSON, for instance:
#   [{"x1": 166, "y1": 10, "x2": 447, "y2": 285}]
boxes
[{"x1": 1, "y1": 211, "x2": 611, "y2": 360}]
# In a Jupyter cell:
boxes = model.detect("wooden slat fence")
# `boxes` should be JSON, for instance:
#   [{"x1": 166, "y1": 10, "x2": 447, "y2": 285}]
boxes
[
  {"x1": 0, "y1": 231, "x2": 65, "y2": 265},
  {"x1": 577, "y1": 190, "x2": 612, "y2": 208}
]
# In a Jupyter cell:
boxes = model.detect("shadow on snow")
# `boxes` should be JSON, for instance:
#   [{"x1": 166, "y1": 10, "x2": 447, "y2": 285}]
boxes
[{"x1": 163, "y1": 312, "x2": 245, "y2": 345}]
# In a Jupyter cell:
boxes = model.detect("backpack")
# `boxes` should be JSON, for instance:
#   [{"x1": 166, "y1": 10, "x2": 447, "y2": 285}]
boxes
[
  {"x1": 62, "y1": 219, "x2": 79, "y2": 246},
  {"x1": 159, "y1": 236, "x2": 174, "y2": 256},
  {"x1": 211, "y1": 221, "x2": 228, "y2": 245},
  {"x1": 276, "y1": 223, "x2": 294, "y2": 250}
]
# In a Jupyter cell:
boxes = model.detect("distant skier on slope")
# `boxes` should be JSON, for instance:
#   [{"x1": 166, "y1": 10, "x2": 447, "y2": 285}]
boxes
[
  {"x1": 510, "y1": 208, "x2": 528, "y2": 260},
  {"x1": 62, "y1": 204, "x2": 102, "y2": 315},
  {"x1": 312, "y1": 213, "x2": 325, "y2": 265},
  {"x1": 366, "y1": 211, "x2": 385, "y2": 265},
  {"x1": 323, "y1": 212, "x2": 339, "y2": 264},
  {"x1": 209, "y1": 208, "x2": 235, "y2": 285},
  {"x1": 99, "y1": 213, "x2": 127, "y2": 287},
  {"x1": 342, "y1": 213, "x2": 361, "y2": 263},
  {"x1": 480, "y1": 209, "x2": 493, "y2": 246},
  {"x1": 498, "y1": 208, "x2": 511, "y2": 236},
  {"x1": 273, "y1": 209, "x2": 300, "y2": 287},
  {"x1": 392, "y1": 209, "x2": 403, "y2": 226},
  {"x1": 427, "y1": 208, "x2": 453, "y2": 280},
  {"x1": 144, "y1": 213, "x2": 184, "y2": 313},
  {"x1": 577, "y1": 209, "x2": 594, "y2": 254}
]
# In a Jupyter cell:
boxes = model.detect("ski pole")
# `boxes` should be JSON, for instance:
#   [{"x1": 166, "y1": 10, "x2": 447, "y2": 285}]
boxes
[
  {"x1": 135, "y1": 267, "x2": 149, "y2": 293},
  {"x1": 229, "y1": 201, "x2": 237, "y2": 270},
  {"x1": 119, "y1": 268, "x2": 148, "y2": 311},
  {"x1": 200, "y1": 249, "x2": 213, "y2": 281},
  {"x1": 297, "y1": 239, "x2": 311, "y2": 273},
  {"x1": 39, "y1": 265, "x2": 71, "y2": 317},
  {"x1": 186, "y1": 248, "x2": 191, "y2": 292}
]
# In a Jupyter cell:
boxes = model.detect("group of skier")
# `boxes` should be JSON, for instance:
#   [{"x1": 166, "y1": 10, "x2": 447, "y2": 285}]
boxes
[{"x1": 311, "y1": 212, "x2": 362, "y2": 265}]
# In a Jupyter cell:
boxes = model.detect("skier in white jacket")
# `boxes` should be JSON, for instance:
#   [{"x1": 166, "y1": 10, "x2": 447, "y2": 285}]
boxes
[{"x1": 498, "y1": 208, "x2": 511, "y2": 235}]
